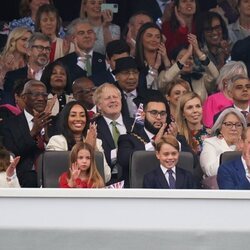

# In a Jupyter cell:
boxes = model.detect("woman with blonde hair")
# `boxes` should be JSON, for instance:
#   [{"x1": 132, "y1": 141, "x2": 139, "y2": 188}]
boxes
[
  {"x1": 176, "y1": 92, "x2": 210, "y2": 154},
  {"x1": 79, "y1": 0, "x2": 120, "y2": 55},
  {"x1": 0, "y1": 27, "x2": 32, "y2": 89},
  {"x1": 163, "y1": 77, "x2": 191, "y2": 121},
  {"x1": 59, "y1": 142, "x2": 104, "y2": 188}
]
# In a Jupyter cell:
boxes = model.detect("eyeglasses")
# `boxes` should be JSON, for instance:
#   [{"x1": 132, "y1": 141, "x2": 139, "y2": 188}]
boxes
[
  {"x1": 76, "y1": 87, "x2": 97, "y2": 95},
  {"x1": 24, "y1": 92, "x2": 49, "y2": 98},
  {"x1": 32, "y1": 45, "x2": 51, "y2": 53},
  {"x1": 204, "y1": 24, "x2": 222, "y2": 34},
  {"x1": 222, "y1": 122, "x2": 243, "y2": 129},
  {"x1": 146, "y1": 110, "x2": 167, "y2": 118}
]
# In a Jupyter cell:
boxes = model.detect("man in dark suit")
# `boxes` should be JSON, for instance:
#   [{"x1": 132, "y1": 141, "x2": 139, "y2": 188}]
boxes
[
  {"x1": 217, "y1": 127, "x2": 250, "y2": 190},
  {"x1": 3, "y1": 32, "x2": 51, "y2": 105},
  {"x1": 1, "y1": 80, "x2": 51, "y2": 187},
  {"x1": 57, "y1": 19, "x2": 106, "y2": 82},
  {"x1": 113, "y1": 56, "x2": 161, "y2": 119},
  {"x1": 117, "y1": 94, "x2": 192, "y2": 185},
  {"x1": 91, "y1": 39, "x2": 130, "y2": 86},
  {"x1": 93, "y1": 83, "x2": 133, "y2": 180}
]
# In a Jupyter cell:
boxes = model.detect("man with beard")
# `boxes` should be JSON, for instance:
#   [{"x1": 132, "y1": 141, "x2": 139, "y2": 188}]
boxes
[
  {"x1": 117, "y1": 95, "x2": 191, "y2": 186},
  {"x1": 3, "y1": 33, "x2": 51, "y2": 105},
  {"x1": 1, "y1": 80, "x2": 51, "y2": 187}
]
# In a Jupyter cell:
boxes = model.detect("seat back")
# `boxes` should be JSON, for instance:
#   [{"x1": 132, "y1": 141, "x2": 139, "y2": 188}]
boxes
[
  {"x1": 38, "y1": 151, "x2": 104, "y2": 188},
  {"x1": 129, "y1": 151, "x2": 194, "y2": 188},
  {"x1": 220, "y1": 151, "x2": 241, "y2": 165}
]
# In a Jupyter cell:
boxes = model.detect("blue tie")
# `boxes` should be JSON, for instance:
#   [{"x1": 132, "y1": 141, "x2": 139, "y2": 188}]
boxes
[{"x1": 167, "y1": 169, "x2": 176, "y2": 189}]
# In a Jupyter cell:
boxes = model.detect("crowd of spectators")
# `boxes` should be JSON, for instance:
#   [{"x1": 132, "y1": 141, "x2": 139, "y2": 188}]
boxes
[{"x1": 1, "y1": 0, "x2": 250, "y2": 190}]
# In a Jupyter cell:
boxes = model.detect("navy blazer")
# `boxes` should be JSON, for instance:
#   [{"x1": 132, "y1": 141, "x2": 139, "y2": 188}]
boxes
[
  {"x1": 1, "y1": 112, "x2": 43, "y2": 187},
  {"x1": 117, "y1": 124, "x2": 193, "y2": 184},
  {"x1": 3, "y1": 66, "x2": 28, "y2": 105},
  {"x1": 57, "y1": 51, "x2": 106, "y2": 83},
  {"x1": 94, "y1": 115, "x2": 133, "y2": 169},
  {"x1": 143, "y1": 166, "x2": 195, "y2": 189},
  {"x1": 217, "y1": 157, "x2": 250, "y2": 190}
]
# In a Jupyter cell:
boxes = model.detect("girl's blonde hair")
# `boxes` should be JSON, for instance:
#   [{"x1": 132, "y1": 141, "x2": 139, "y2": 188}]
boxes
[
  {"x1": 69, "y1": 142, "x2": 104, "y2": 188},
  {"x1": 1, "y1": 27, "x2": 32, "y2": 57},
  {"x1": 176, "y1": 92, "x2": 202, "y2": 148}
]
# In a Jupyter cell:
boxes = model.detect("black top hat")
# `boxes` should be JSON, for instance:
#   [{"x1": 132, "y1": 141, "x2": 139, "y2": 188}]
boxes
[{"x1": 112, "y1": 57, "x2": 139, "y2": 75}]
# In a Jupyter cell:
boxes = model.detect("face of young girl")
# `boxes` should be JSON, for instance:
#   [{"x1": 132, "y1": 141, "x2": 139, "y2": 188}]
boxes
[
  {"x1": 156, "y1": 143, "x2": 179, "y2": 169},
  {"x1": 77, "y1": 149, "x2": 91, "y2": 172}
]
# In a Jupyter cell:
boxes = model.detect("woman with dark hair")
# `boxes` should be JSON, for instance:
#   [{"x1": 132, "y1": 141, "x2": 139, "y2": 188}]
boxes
[
  {"x1": 162, "y1": 0, "x2": 199, "y2": 57},
  {"x1": 8, "y1": 0, "x2": 66, "y2": 36},
  {"x1": 46, "y1": 100, "x2": 111, "y2": 182},
  {"x1": 197, "y1": 11, "x2": 231, "y2": 70},
  {"x1": 41, "y1": 61, "x2": 73, "y2": 116},
  {"x1": 35, "y1": 4, "x2": 74, "y2": 62},
  {"x1": 158, "y1": 35, "x2": 219, "y2": 102},
  {"x1": 135, "y1": 22, "x2": 170, "y2": 90}
]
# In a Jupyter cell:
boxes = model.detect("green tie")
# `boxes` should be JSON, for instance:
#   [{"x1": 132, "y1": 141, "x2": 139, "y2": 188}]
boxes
[
  {"x1": 111, "y1": 121, "x2": 120, "y2": 147},
  {"x1": 85, "y1": 54, "x2": 92, "y2": 76}
]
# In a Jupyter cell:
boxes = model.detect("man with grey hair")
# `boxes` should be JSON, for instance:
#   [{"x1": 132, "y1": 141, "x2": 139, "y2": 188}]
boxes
[
  {"x1": 1, "y1": 80, "x2": 51, "y2": 187},
  {"x1": 213, "y1": 74, "x2": 250, "y2": 123},
  {"x1": 93, "y1": 83, "x2": 133, "y2": 180},
  {"x1": 58, "y1": 18, "x2": 106, "y2": 82},
  {"x1": 3, "y1": 32, "x2": 51, "y2": 105}
]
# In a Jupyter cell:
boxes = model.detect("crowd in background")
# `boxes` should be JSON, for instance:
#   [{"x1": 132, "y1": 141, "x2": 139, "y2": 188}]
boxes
[{"x1": 1, "y1": 0, "x2": 250, "y2": 190}]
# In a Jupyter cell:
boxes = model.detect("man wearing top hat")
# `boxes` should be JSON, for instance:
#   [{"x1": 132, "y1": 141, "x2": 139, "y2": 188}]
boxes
[{"x1": 113, "y1": 56, "x2": 162, "y2": 120}]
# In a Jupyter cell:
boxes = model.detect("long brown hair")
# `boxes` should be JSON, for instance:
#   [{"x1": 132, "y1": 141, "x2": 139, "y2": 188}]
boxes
[{"x1": 69, "y1": 142, "x2": 104, "y2": 188}]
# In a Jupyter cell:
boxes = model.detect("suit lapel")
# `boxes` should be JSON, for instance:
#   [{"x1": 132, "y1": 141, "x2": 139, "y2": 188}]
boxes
[
  {"x1": 176, "y1": 168, "x2": 185, "y2": 189},
  {"x1": 97, "y1": 116, "x2": 116, "y2": 149},
  {"x1": 155, "y1": 167, "x2": 169, "y2": 188},
  {"x1": 234, "y1": 158, "x2": 249, "y2": 184}
]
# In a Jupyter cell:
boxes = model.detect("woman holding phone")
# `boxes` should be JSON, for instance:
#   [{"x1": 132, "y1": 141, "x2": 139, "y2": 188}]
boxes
[{"x1": 79, "y1": 0, "x2": 120, "y2": 55}]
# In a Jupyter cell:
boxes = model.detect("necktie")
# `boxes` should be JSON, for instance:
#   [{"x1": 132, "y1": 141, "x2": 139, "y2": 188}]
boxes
[
  {"x1": 85, "y1": 54, "x2": 92, "y2": 76},
  {"x1": 241, "y1": 110, "x2": 248, "y2": 118},
  {"x1": 167, "y1": 169, "x2": 176, "y2": 189},
  {"x1": 36, "y1": 133, "x2": 45, "y2": 151},
  {"x1": 125, "y1": 92, "x2": 137, "y2": 118},
  {"x1": 111, "y1": 121, "x2": 120, "y2": 147}
]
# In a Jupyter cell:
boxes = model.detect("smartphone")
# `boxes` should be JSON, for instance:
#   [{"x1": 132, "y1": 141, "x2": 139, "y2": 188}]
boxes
[{"x1": 101, "y1": 3, "x2": 118, "y2": 13}]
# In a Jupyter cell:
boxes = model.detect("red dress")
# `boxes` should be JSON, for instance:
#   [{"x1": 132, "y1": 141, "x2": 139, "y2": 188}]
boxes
[
  {"x1": 59, "y1": 172, "x2": 93, "y2": 188},
  {"x1": 162, "y1": 21, "x2": 196, "y2": 58}
]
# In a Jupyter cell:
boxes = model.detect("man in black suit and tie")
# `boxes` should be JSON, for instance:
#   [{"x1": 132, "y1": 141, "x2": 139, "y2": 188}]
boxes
[
  {"x1": 113, "y1": 56, "x2": 161, "y2": 119},
  {"x1": 117, "y1": 94, "x2": 192, "y2": 185},
  {"x1": 91, "y1": 39, "x2": 130, "y2": 86},
  {"x1": 57, "y1": 18, "x2": 106, "y2": 82},
  {"x1": 143, "y1": 136, "x2": 195, "y2": 189},
  {"x1": 1, "y1": 80, "x2": 51, "y2": 187},
  {"x1": 3, "y1": 32, "x2": 51, "y2": 105},
  {"x1": 93, "y1": 83, "x2": 133, "y2": 180}
]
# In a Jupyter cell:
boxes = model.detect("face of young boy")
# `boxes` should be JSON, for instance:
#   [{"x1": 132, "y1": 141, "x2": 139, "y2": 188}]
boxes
[{"x1": 156, "y1": 143, "x2": 179, "y2": 169}]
